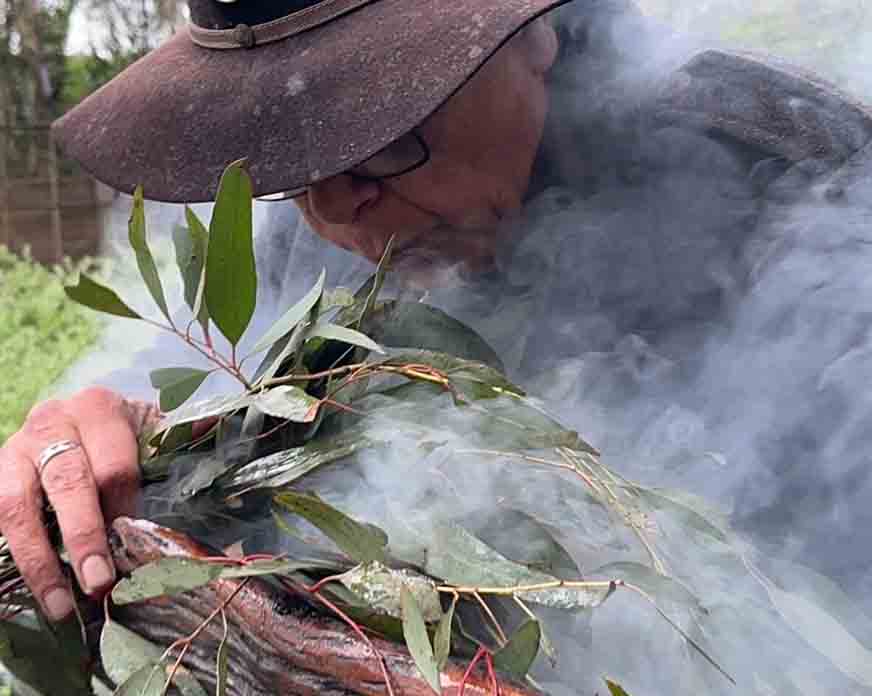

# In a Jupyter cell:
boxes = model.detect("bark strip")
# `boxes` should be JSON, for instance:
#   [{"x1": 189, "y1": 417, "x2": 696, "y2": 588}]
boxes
[{"x1": 108, "y1": 517, "x2": 543, "y2": 696}]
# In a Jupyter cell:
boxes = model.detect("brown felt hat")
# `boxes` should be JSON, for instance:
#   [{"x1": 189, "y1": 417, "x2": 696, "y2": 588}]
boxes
[{"x1": 53, "y1": 0, "x2": 573, "y2": 203}]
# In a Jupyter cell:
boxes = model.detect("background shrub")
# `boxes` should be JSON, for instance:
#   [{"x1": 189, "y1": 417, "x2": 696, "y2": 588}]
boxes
[{"x1": 0, "y1": 246, "x2": 101, "y2": 445}]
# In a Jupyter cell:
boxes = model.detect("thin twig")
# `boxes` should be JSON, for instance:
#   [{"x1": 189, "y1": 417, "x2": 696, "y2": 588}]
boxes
[
  {"x1": 472, "y1": 591, "x2": 508, "y2": 646},
  {"x1": 437, "y1": 579, "x2": 618, "y2": 597}
]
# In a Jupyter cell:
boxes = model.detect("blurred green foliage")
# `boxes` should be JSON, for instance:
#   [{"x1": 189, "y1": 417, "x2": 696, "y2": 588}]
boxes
[{"x1": 0, "y1": 246, "x2": 100, "y2": 445}]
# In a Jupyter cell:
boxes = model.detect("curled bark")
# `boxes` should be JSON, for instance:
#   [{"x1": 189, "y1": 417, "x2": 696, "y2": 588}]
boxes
[{"x1": 108, "y1": 517, "x2": 543, "y2": 696}]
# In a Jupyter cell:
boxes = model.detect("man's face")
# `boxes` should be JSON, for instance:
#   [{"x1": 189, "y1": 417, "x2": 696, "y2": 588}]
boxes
[{"x1": 294, "y1": 20, "x2": 559, "y2": 279}]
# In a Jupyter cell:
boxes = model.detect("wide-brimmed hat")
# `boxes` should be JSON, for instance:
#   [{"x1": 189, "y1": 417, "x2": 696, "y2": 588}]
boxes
[{"x1": 53, "y1": 0, "x2": 572, "y2": 203}]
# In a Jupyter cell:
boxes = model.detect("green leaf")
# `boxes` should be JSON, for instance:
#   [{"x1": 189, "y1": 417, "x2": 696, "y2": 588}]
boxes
[
  {"x1": 252, "y1": 269, "x2": 325, "y2": 354},
  {"x1": 101, "y1": 618, "x2": 206, "y2": 695},
  {"x1": 65, "y1": 273, "x2": 141, "y2": 319},
  {"x1": 150, "y1": 368, "x2": 211, "y2": 411},
  {"x1": 434, "y1": 596, "x2": 457, "y2": 670},
  {"x1": 112, "y1": 556, "x2": 318, "y2": 605},
  {"x1": 215, "y1": 613, "x2": 230, "y2": 696},
  {"x1": 310, "y1": 322, "x2": 385, "y2": 355},
  {"x1": 222, "y1": 428, "x2": 376, "y2": 494},
  {"x1": 251, "y1": 385, "x2": 319, "y2": 422},
  {"x1": 401, "y1": 585, "x2": 442, "y2": 694},
  {"x1": 255, "y1": 312, "x2": 314, "y2": 385},
  {"x1": 384, "y1": 349, "x2": 525, "y2": 400},
  {"x1": 129, "y1": 185, "x2": 170, "y2": 321},
  {"x1": 153, "y1": 392, "x2": 252, "y2": 435},
  {"x1": 0, "y1": 619, "x2": 92, "y2": 695},
  {"x1": 111, "y1": 557, "x2": 223, "y2": 604},
  {"x1": 605, "y1": 680, "x2": 632, "y2": 696},
  {"x1": 112, "y1": 665, "x2": 163, "y2": 696},
  {"x1": 273, "y1": 490, "x2": 388, "y2": 563},
  {"x1": 177, "y1": 207, "x2": 210, "y2": 328},
  {"x1": 425, "y1": 524, "x2": 613, "y2": 610},
  {"x1": 206, "y1": 159, "x2": 257, "y2": 345},
  {"x1": 493, "y1": 620, "x2": 541, "y2": 679},
  {"x1": 338, "y1": 561, "x2": 442, "y2": 622},
  {"x1": 358, "y1": 235, "x2": 395, "y2": 328},
  {"x1": 362, "y1": 301, "x2": 503, "y2": 369}
]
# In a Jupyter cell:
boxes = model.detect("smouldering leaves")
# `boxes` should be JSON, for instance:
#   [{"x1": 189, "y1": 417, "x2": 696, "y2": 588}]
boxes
[{"x1": 339, "y1": 561, "x2": 443, "y2": 622}]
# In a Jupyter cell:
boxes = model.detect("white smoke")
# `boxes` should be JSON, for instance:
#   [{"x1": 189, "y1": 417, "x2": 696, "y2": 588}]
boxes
[{"x1": 70, "y1": 1, "x2": 872, "y2": 693}]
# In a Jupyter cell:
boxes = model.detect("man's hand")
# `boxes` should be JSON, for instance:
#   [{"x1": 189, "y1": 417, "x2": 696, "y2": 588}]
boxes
[{"x1": 0, "y1": 388, "x2": 154, "y2": 621}]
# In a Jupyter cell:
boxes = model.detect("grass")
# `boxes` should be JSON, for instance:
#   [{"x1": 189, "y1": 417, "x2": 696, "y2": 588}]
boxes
[{"x1": 0, "y1": 246, "x2": 101, "y2": 445}]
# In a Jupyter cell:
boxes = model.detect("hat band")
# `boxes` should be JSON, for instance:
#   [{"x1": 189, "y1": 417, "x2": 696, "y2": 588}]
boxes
[{"x1": 189, "y1": 0, "x2": 381, "y2": 49}]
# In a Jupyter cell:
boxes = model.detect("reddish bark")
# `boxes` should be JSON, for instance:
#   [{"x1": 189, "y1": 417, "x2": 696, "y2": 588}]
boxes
[{"x1": 108, "y1": 517, "x2": 543, "y2": 696}]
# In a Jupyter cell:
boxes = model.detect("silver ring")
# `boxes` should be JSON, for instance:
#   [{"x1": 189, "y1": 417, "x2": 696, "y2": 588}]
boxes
[{"x1": 36, "y1": 440, "x2": 81, "y2": 476}]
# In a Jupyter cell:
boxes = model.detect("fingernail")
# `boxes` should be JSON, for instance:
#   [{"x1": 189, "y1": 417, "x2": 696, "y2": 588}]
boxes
[
  {"x1": 43, "y1": 587, "x2": 74, "y2": 621},
  {"x1": 81, "y1": 554, "x2": 115, "y2": 593}
]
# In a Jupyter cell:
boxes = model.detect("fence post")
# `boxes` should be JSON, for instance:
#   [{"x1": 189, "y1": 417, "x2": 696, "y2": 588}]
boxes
[
  {"x1": 0, "y1": 126, "x2": 8, "y2": 249},
  {"x1": 47, "y1": 127, "x2": 63, "y2": 263}
]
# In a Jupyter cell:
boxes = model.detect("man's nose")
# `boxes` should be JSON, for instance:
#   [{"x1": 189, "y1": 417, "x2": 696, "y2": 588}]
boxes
[{"x1": 307, "y1": 174, "x2": 380, "y2": 225}]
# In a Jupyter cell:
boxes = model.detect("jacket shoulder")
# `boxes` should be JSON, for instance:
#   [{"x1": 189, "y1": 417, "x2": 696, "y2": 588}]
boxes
[{"x1": 651, "y1": 49, "x2": 872, "y2": 165}]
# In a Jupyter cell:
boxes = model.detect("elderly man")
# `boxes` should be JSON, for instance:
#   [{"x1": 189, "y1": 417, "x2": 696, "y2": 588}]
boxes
[{"x1": 2, "y1": 0, "x2": 872, "y2": 646}]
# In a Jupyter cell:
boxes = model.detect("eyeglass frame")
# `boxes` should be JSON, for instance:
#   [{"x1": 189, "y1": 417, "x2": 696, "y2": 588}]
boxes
[{"x1": 257, "y1": 128, "x2": 431, "y2": 201}]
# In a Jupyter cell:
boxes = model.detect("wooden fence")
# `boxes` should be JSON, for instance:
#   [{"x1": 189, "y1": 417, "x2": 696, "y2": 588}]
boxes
[{"x1": 0, "y1": 124, "x2": 112, "y2": 264}]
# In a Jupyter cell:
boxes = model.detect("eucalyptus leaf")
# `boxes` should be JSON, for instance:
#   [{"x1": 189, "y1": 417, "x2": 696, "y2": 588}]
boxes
[
  {"x1": 310, "y1": 322, "x2": 385, "y2": 355},
  {"x1": 493, "y1": 620, "x2": 541, "y2": 679},
  {"x1": 252, "y1": 269, "x2": 325, "y2": 354},
  {"x1": 150, "y1": 368, "x2": 211, "y2": 411},
  {"x1": 111, "y1": 556, "x2": 223, "y2": 604},
  {"x1": 273, "y1": 490, "x2": 388, "y2": 563},
  {"x1": 0, "y1": 619, "x2": 92, "y2": 695},
  {"x1": 65, "y1": 273, "x2": 142, "y2": 319},
  {"x1": 112, "y1": 556, "x2": 322, "y2": 605},
  {"x1": 206, "y1": 159, "x2": 257, "y2": 345},
  {"x1": 338, "y1": 561, "x2": 442, "y2": 622},
  {"x1": 111, "y1": 664, "x2": 162, "y2": 696},
  {"x1": 364, "y1": 301, "x2": 503, "y2": 369},
  {"x1": 605, "y1": 680, "x2": 632, "y2": 696},
  {"x1": 216, "y1": 614, "x2": 230, "y2": 696},
  {"x1": 154, "y1": 393, "x2": 252, "y2": 435},
  {"x1": 222, "y1": 429, "x2": 376, "y2": 493},
  {"x1": 101, "y1": 618, "x2": 207, "y2": 695},
  {"x1": 401, "y1": 585, "x2": 442, "y2": 694},
  {"x1": 129, "y1": 185, "x2": 170, "y2": 321},
  {"x1": 359, "y1": 235, "x2": 395, "y2": 328},
  {"x1": 251, "y1": 385, "x2": 319, "y2": 422},
  {"x1": 384, "y1": 349, "x2": 525, "y2": 400},
  {"x1": 178, "y1": 207, "x2": 210, "y2": 328},
  {"x1": 434, "y1": 596, "x2": 457, "y2": 670},
  {"x1": 256, "y1": 312, "x2": 314, "y2": 385},
  {"x1": 425, "y1": 524, "x2": 613, "y2": 611}
]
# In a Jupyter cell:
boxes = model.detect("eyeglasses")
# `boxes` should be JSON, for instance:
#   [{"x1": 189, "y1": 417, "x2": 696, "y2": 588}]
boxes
[{"x1": 258, "y1": 129, "x2": 430, "y2": 201}]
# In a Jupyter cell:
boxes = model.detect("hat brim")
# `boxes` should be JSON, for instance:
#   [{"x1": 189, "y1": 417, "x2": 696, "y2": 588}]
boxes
[{"x1": 53, "y1": 0, "x2": 572, "y2": 203}]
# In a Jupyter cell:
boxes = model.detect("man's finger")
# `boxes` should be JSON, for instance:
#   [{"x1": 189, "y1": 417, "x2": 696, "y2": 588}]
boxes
[
  {"x1": 21, "y1": 402, "x2": 115, "y2": 598},
  {"x1": 72, "y1": 388, "x2": 141, "y2": 521},
  {"x1": 0, "y1": 447, "x2": 72, "y2": 621}
]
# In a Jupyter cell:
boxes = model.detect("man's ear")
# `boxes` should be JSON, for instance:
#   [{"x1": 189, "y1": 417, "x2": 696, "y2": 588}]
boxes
[{"x1": 522, "y1": 18, "x2": 559, "y2": 75}]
